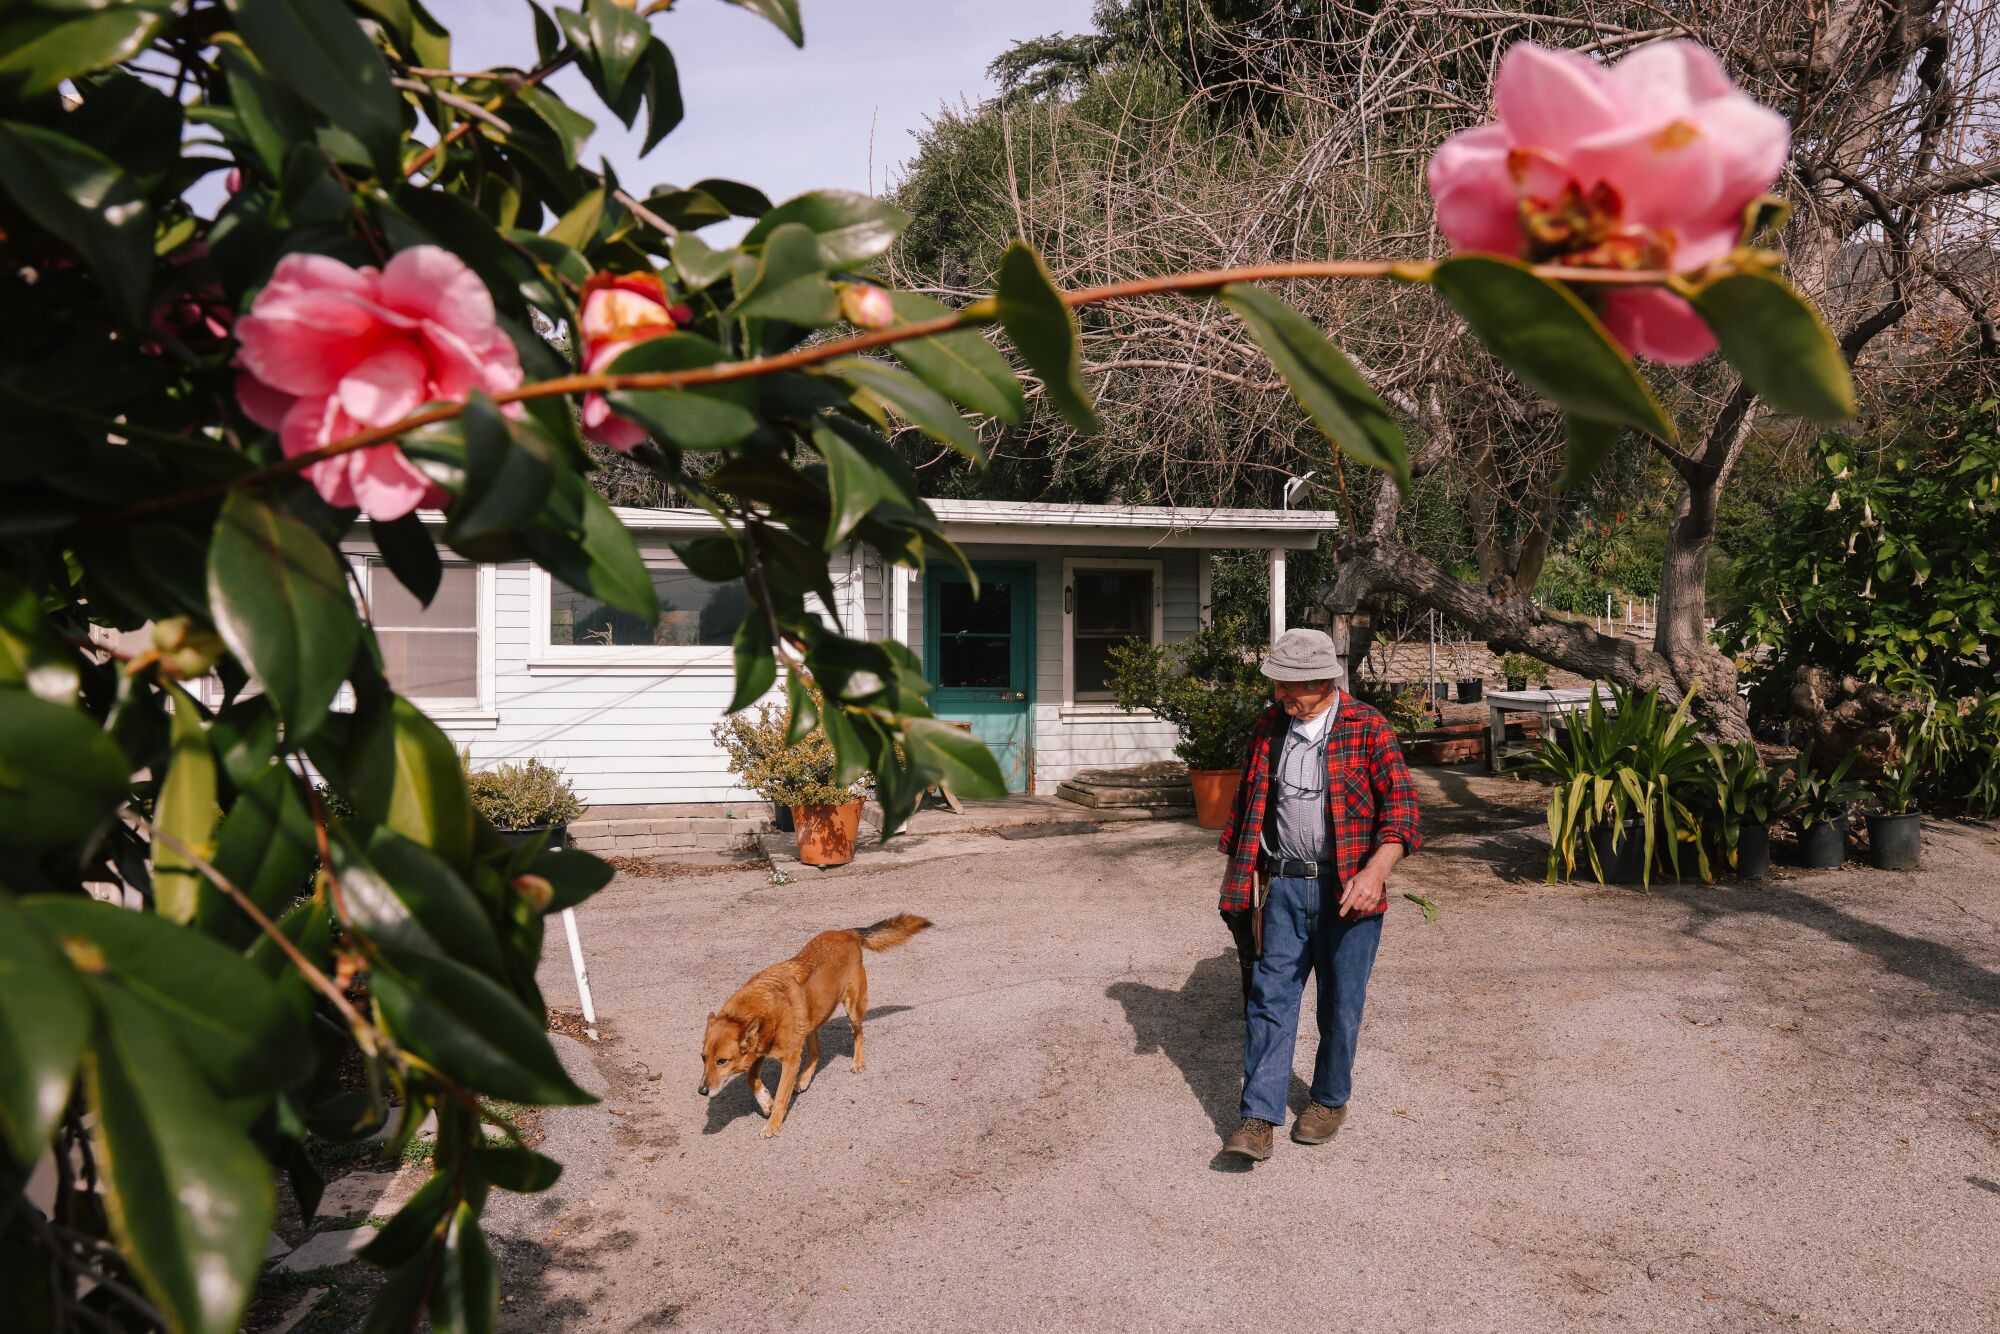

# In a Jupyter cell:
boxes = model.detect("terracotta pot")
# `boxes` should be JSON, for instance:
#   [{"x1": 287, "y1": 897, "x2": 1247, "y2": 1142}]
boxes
[
  {"x1": 1188, "y1": 769, "x2": 1240, "y2": 829},
  {"x1": 791, "y1": 798, "x2": 864, "y2": 866}
]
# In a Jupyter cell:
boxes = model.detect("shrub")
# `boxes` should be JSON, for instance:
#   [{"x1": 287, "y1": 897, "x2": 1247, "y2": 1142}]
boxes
[
  {"x1": 1106, "y1": 616, "x2": 1271, "y2": 770},
  {"x1": 464, "y1": 758, "x2": 586, "y2": 830},
  {"x1": 1500, "y1": 652, "x2": 1551, "y2": 687},
  {"x1": 712, "y1": 698, "x2": 868, "y2": 809},
  {"x1": 1534, "y1": 683, "x2": 1710, "y2": 887}
]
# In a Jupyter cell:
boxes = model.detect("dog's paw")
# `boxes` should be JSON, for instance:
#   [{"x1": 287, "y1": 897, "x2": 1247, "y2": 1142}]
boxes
[
  {"x1": 761, "y1": 1123, "x2": 782, "y2": 1138},
  {"x1": 851, "y1": 1057, "x2": 867, "y2": 1073}
]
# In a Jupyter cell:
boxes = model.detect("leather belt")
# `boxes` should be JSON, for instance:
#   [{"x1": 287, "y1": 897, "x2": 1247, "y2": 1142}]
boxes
[{"x1": 1259, "y1": 854, "x2": 1329, "y2": 879}]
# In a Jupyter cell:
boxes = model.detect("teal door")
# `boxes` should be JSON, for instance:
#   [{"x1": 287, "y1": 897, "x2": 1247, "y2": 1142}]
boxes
[{"x1": 924, "y1": 562, "x2": 1034, "y2": 792}]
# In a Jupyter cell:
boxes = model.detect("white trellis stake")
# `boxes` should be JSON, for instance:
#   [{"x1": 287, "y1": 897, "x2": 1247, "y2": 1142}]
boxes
[{"x1": 562, "y1": 907, "x2": 599, "y2": 1041}]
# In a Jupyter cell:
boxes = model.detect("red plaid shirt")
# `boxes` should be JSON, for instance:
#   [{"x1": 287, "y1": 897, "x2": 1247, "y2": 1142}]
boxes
[{"x1": 1217, "y1": 696, "x2": 1422, "y2": 914}]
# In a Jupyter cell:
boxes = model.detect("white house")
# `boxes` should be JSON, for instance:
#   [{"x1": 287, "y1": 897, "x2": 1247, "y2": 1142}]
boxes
[{"x1": 341, "y1": 500, "x2": 1336, "y2": 853}]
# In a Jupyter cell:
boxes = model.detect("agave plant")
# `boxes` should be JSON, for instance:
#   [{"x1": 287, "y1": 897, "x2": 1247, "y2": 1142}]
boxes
[
  {"x1": 1875, "y1": 734, "x2": 1930, "y2": 816},
  {"x1": 1780, "y1": 742, "x2": 1870, "y2": 828},
  {"x1": 1698, "y1": 739, "x2": 1783, "y2": 873},
  {"x1": 1534, "y1": 682, "x2": 1711, "y2": 887}
]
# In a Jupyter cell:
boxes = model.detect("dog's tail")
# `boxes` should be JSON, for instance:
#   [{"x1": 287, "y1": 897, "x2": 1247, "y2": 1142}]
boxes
[{"x1": 855, "y1": 913, "x2": 931, "y2": 952}]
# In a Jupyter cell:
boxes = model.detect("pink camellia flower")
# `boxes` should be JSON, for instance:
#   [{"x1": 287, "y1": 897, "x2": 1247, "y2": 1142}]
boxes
[
  {"x1": 234, "y1": 246, "x2": 523, "y2": 520},
  {"x1": 577, "y1": 270, "x2": 679, "y2": 451},
  {"x1": 839, "y1": 283, "x2": 896, "y2": 330},
  {"x1": 1425, "y1": 40, "x2": 1789, "y2": 364}
]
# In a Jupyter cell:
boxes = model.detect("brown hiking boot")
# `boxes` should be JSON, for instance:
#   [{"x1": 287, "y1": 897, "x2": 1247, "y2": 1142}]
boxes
[
  {"x1": 1222, "y1": 1118, "x2": 1275, "y2": 1162},
  {"x1": 1291, "y1": 1101, "x2": 1347, "y2": 1145}
]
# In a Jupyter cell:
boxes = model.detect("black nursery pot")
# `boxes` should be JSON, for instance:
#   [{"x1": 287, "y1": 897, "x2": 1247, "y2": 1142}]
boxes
[
  {"x1": 1505, "y1": 676, "x2": 1527, "y2": 692},
  {"x1": 1456, "y1": 678, "x2": 1484, "y2": 703},
  {"x1": 1795, "y1": 815, "x2": 1847, "y2": 869},
  {"x1": 1866, "y1": 812, "x2": 1922, "y2": 870},
  {"x1": 772, "y1": 802, "x2": 795, "y2": 833},
  {"x1": 497, "y1": 822, "x2": 567, "y2": 852},
  {"x1": 1734, "y1": 823, "x2": 1771, "y2": 879},
  {"x1": 1590, "y1": 818, "x2": 1648, "y2": 885},
  {"x1": 1431, "y1": 681, "x2": 1451, "y2": 700}
]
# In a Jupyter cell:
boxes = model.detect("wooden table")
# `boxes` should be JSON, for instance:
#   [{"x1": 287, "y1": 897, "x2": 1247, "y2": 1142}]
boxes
[{"x1": 1484, "y1": 687, "x2": 1616, "y2": 774}]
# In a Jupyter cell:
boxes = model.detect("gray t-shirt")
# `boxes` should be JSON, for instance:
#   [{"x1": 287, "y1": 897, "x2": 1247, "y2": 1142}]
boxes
[{"x1": 1264, "y1": 698, "x2": 1336, "y2": 863}]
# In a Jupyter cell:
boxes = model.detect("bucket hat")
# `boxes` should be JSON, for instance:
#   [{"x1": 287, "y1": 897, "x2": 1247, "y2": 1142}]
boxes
[{"x1": 1260, "y1": 628, "x2": 1346, "y2": 683}]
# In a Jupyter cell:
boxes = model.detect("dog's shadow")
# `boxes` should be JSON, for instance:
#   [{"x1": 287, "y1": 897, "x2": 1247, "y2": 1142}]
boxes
[
  {"x1": 702, "y1": 1005, "x2": 916, "y2": 1135},
  {"x1": 1107, "y1": 950, "x2": 1310, "y2": 1172}
]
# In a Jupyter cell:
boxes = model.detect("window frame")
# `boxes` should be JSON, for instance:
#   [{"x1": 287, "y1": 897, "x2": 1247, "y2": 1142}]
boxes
[
  {"x1": 527, "y1": 562, "x2": 744, "y2": 675},
  {"x1": 360, "y1": 557, "x2": 497, "y2": 727},
  {"x1": 1061, "y1": 557, "x2": 1164, "y2": 708}
]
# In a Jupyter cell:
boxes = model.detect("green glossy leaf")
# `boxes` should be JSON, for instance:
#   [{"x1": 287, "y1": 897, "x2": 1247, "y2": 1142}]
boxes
[
  {"x1": 207, "y1": 493, "x2": 361, "y2": 741},
  {"x1": 885, "y1": 290, "x2": 1022, "y2": 424},
  {"x1": 635, "y1": 42, "x2": 683, "y2": 155},
  {"x1": 742, "y1": 190, "x2": 910, "y2": 268},
  {"x1": 0, "y1": 6, "x2": 171, "y2": 104},
  {"x1": 725, "y1": 0, "x2": 803, "y2": 45},
  {"x1": 524, "y1": 845, "x2": 614, "y2": 913},
  {"x1": 522, "y1": 474, "x2": 659, "y2": 621},
  {"x1": 732, "y1": 221, "x2": 839, "y2": 325},
  {"x1": 431, "y1": 1201, "x2": 500, "y2": 1334},
  {"x1": 828, "y1": 357, "x2": 983, "y2": 461},
  {"x1": 783, "y1": 669, "x2": 818, "y2": 746},
  {"x1": 1218, "y1": 283, "x2": 1409, "y2": 490},
  {"x1": 811, "y1": 417, "x2": 923, "y2": 550},
  {"x1": 604, "y1": 333, "x2": 759, "y2": 450},
  {"x1": 583, "y1": 0, "x2": 649, "y2": 106},
  {"x1": 517, "y1": 85, "x2": 595, "y2": 171},
  {"x1": 229, "y1": 0, "x2": 402, "y2": 180},
  {"x1": 216, "y1": 43, "x2": 310, "y2": 182},
  {"x1": 689, "y1": 177, "x2": 771, "y2": 218},
  {"x1": 85, "y1": 982, "x2": 273, "y2": 1334},
  {"x1": 0, "y1": 572, "x2": 79, "y2": 704},
  {"x1": 453, "y1": 392, "x2": 557, "y2": 543},
  {"x1": 730, "y1": 614, "x2": 775, "y2": 714},
  {"x1": 670, "y1": 534, "x2": 744, "y2": 582},
  {"x1": 0, "y1": 120, "x2": 152, "y2": 326},
  {"x1": 210, "y1": 694, "x2": 281, "y2": 793},
  {"x1": 904, "y1": 718, "x2": 1007, "y2": 801},
  {"x1": 330, "y1": 823, "x2": 503, "y2": 974},
  {"x1": 547, "y1": 185, "x2": 606, "y2": 252},
  {"x1": 1688, "y1": 269, "x2": 1856, "y2": 422},
  {"x1": 349, "y1": 695, "x2": 475, "y2": 866},
  {"x1": 1556, "y1": 414, "x2": 1623, "y2": 494},
  {"x1": 475, "y1": 1145, "x2": 564, "y2": 1192},
  {"x1": 992, "y1": 241, "x2": 1099, "y2": 434},
  {"x1": 1429, "y1": 256, "x2": 1677, "y2": 441},
  {"x1": 373, "y1": 947, "x2": 595, "y2": 1105},
  {"x1": 0, "y1": 893, "x2": 90, "y2": 1162},
  {"x1": 370, "y1": 512, "x2": 443, "y2": 607},
  {"x1": 65, "y1": 69, "x2": 182, "y2": 181},
  {"x1": 153, "y1": 681, "x2": 221, "y2": 925},
  {"x1": 0, "y1": 691, "x2": 128, "y2": 852},
  {"x1": 670, "y1": 230, "x2": 733, "y2": 290},
  {"x1": 28, "y1": 897, "x2": 311, "y2": 1098},
  {"x1": 359, "y1": 1172, "x2": 451, "y2": 1265},
  {"x1": 211, "y1": 763, "x2": 317, "y2": 923}
]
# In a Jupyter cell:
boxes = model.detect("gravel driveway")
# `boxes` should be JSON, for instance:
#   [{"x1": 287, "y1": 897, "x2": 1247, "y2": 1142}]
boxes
[{"x1": 487, "y1": 781, "x2": 2000, "y2": 1332}]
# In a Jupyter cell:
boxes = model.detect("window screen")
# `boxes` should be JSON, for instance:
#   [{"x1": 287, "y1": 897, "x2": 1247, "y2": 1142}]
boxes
[
  {"x1": 1071, "y1": 568, "x2": 1153, "y2": 700},
  {"x1": 547, "y1": 566, "x2": 751, "y2": 649},
  {"x1": 372, "y1": 561, "x2": 479, "y2": 705}
]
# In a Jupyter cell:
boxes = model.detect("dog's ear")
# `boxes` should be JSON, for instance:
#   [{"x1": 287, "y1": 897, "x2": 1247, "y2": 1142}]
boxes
[{"x1": 739, "y1": 1017, "x2": 764, "y2": 1050}]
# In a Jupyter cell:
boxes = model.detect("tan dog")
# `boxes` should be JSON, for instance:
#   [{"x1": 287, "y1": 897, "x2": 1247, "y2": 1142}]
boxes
[{"x1": 699, "y1": 913, "x2": 930, "y2": 1137}]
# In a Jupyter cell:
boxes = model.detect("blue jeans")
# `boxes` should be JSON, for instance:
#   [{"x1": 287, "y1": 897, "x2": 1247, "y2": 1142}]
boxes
[{"x1": 1240, "y1": 875, "x2": 1384, "y2": 1124}]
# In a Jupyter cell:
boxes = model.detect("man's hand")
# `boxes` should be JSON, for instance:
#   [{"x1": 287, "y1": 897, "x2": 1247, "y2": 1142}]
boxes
[{"x1": 1338, "y1": 841, "x2": 1405, "y2": 914}]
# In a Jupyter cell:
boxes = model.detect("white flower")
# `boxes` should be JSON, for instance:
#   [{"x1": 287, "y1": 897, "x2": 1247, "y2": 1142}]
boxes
[{"x1": 1826, "y1": 491, "x2": 1842, "y2": 512}]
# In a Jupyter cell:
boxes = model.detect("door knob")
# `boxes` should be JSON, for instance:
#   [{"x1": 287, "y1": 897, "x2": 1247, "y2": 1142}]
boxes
[{"x1": 1005, "y1": 691, "x2": 1027, "y2": 702}]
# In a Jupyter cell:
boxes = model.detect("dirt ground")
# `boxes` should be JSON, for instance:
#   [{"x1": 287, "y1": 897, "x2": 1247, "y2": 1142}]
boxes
[{"x1": 485, "y1": 770, "x2": 2000, "y2": 1332}]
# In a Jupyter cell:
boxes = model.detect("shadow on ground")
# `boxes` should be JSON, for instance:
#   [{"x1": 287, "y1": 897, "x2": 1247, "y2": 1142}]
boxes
[
  {"x1": 1107, "y1": 949, "x2": 1311, "y2": 1171},
  {"x1": 702, "y1": 1005, "x2": 916, "y2": 1135}
]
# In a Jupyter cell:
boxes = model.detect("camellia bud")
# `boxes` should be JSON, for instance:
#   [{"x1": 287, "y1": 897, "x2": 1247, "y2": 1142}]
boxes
[
  {"x1": 512, "y1": 874, "x2": 555, "y2": 912},
  {"x1": 839, "y1": 283, "x2": 896, "y2": 330},
  {"x1": 151, "y1": 616, "x2": 224, "y2": 678}
]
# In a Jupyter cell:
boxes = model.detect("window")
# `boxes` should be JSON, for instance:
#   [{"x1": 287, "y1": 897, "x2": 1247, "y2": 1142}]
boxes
[
  {"x1": 1064, "y1": 559, "x2": 1162, "y2": 703},
  {"x1": 370, "y1": 560, "x2": 483, "y2": 711},
  {"x1": 935, "y1": 580, "x2": 1012, "y2": 688},
  {"x1": 532, "y1": 562, "x2": 752, "y2": 670}
]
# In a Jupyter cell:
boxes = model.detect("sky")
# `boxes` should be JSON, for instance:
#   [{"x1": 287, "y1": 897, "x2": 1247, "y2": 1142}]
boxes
[{"x1": 427, "y1": 0, "x2": 1098, "y2": 232}]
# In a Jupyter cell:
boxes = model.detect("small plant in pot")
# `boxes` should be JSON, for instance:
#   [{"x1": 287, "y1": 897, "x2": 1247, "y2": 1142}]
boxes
[
  {"x1": 1780, "y1": 744, "x2": 1867, "y2": 870},
  {"x1": 1448, "y1": 636, "x2": 1484, "y2": 702},
  {"x1": 465, "y1": 757, "x2": 585, "y2": 852},
  {"x1": 1108, "y1": 616, "x2": 1269, "y2": 829},
  {"x1": 1866, "y1": 737, "x2": 1927, "y2": 871},
  {"x1": 1534, "y1": 683, "x2": 1709, "y2": 888},
  {"x1": 715, "y1": 696, "x2": 869, "y2": 866},
  {"x1": 1501, "y1": 652, "x2": 1550, "y2": 693},
  {"x1": 1698, "y1": 740, "x2": 1781, "y2": 879}
]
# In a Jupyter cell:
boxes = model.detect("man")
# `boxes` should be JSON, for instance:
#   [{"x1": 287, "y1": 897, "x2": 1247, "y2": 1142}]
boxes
[{"x1": 1216, "y1": 628, "x2": 1421, "y2": 1163}]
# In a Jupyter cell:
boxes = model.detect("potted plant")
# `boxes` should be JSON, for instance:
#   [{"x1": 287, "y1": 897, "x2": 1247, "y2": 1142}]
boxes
[
  {"x1": 1535, "y1": 683, "x2": 1709, "y2": 888},
  {"x1": 1866, "y1": 736, "x2": 1926, "y2": 870},
  {"x1": 465, "y1": 757, "x2": 586, "y2": 851},
  {"x1": 1698, "y1": 740, "x2": 1780, "y2": 878},
  {"x1": 1448, "y1": 637, "x2": 1484, "y2": 702},
  {"x1": 1501, "y1": 652, "x2": 1549, "y2": 693},
  {"x1": 1108, "y1": 617, "x2": 1269, "y2": 828},
  {"x1": 1780, "y1": 744, "x2": 1867, "y2": 869},
  {"x1": 715, "y1": 697, "x2": 868, "y2": 865}
]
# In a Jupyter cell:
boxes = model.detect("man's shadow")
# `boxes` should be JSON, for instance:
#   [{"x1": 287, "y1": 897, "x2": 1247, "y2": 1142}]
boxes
[
  {"x1": 702, "y1": 1005, "x2": 915, "y2": 1135},
  {"x1": 1107, "y1": 950, "x2": 1310, "y2": 1169}
]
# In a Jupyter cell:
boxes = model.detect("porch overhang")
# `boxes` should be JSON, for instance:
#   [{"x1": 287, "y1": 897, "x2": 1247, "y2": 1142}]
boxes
[{"x1": 923, "y1": 500, "x2": 1337, "y2": 550}]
